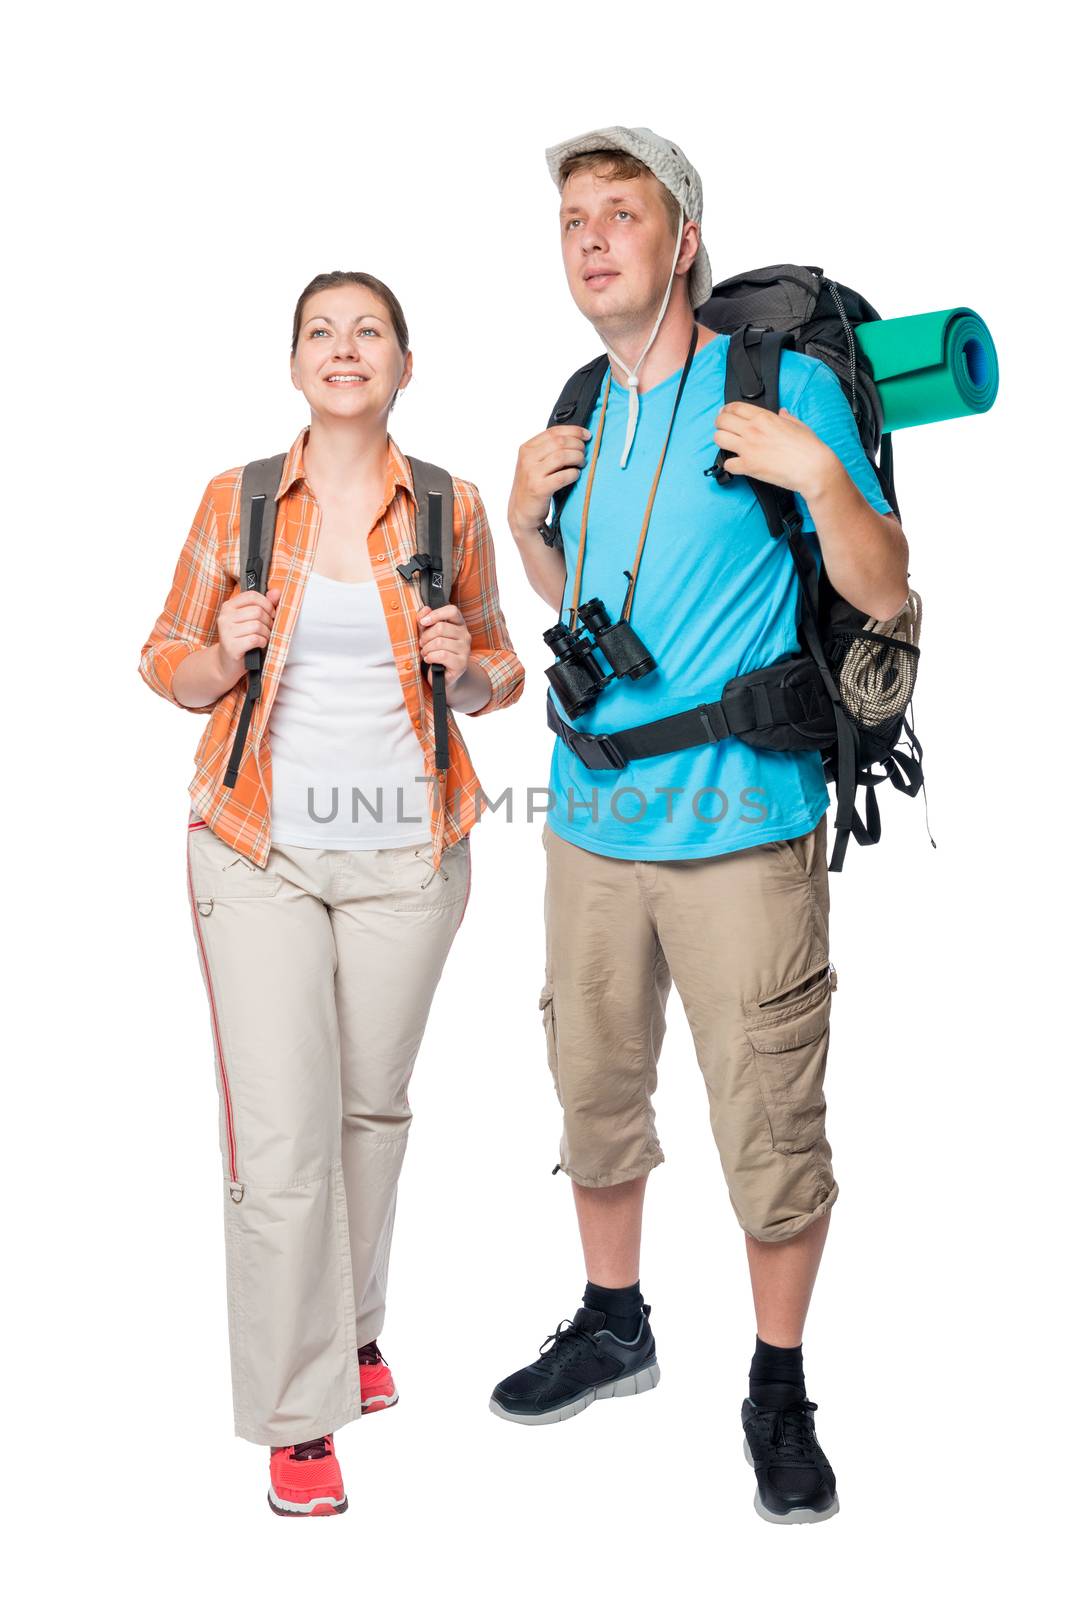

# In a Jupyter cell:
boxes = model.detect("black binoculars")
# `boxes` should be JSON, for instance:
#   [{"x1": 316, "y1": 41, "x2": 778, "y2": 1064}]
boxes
[{"x1": 544, "y1": 597, "x2": 656, "y2": 719}]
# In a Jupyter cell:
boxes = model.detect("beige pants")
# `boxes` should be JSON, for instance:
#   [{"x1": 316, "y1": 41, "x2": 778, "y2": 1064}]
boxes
[
  {"x1": 185, "y1": 815, "x2": 470, "y2": 1446},
  {"x1": 540, "y1": 813, "x2": 838, "y2": 1242}
]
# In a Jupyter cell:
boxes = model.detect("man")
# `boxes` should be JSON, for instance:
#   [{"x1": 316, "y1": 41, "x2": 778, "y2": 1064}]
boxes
[{"x1": 489, "y1": 127, "x2": 908, "y2": 1525}]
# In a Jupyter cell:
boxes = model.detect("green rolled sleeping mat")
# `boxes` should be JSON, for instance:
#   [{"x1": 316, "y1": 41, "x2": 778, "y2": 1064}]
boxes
[{"x1": 854, "y1": 308, "x2": 999, "y2": 432}]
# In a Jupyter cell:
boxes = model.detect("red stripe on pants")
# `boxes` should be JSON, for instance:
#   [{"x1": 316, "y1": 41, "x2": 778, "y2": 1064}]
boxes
[{"x1": 186, "y1": 831, "x2": 238, "y2": 1183}]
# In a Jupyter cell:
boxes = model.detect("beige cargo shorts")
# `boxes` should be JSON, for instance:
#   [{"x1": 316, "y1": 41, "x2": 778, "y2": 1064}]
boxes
[{"x1": 539, "y1": 811, "x2": 838, "y2": 1243}]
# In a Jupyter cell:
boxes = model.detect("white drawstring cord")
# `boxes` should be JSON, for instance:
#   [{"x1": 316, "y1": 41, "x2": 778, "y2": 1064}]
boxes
[
  {"x1": 417, "y1": 849, "x2": 449, "y2": 890},
  {"x1": 598, "y1": 209, "x2": 686, "y2": 468}
]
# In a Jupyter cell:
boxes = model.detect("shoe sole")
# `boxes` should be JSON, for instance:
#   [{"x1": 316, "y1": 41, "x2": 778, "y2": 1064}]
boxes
[
  {"x1": 361, "y1": 1391, "x2": 399, "y2": 1414},
  {"x1": 489, "y1": 1360, "x2": 660, "y2": 1426},
  {"x1": 268, "y1": 1490, "x2": 348, "y2": 1517},
  {"x1": 742, "y1": 1440, "x2": 840, "y2": 1524}
]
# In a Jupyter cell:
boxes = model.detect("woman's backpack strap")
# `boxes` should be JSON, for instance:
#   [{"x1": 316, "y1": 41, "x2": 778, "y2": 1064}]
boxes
[
  {"x1": 223, "y1": 453, "x2": 287, "y2": 789},
  {"x1": 402, "y1": 455, "x2": 455, "y2": 774},
  {"x1": 405, "y1": 455, "x2": 455, "y2": 604},
  {"x1": 238, "y1": 454, "x2": 287, "y2": 598}
]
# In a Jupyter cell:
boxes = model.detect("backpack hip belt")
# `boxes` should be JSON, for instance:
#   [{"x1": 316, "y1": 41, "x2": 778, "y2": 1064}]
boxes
[{"x1": 547, "y1": 647, "x2": 836, "y2": 771}]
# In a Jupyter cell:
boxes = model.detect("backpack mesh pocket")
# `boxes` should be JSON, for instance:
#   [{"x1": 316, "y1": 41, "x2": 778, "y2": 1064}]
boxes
[{"x1": 824, "y1": 591, "x2": 922, "y2": 746}]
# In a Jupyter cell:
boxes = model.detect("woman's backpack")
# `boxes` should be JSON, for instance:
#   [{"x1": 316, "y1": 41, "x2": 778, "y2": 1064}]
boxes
[{"x1": 223, "y1": 453, "x2": 455, "y2": 789}]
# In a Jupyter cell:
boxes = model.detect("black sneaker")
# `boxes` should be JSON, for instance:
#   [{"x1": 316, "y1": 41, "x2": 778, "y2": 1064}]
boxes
[
  {"x1": 741, "y1": 1397, "x2": 839, "y2": 1523},
  {"x1": 490, "y1": 1305, "x2": 660, "y2": 1425}
]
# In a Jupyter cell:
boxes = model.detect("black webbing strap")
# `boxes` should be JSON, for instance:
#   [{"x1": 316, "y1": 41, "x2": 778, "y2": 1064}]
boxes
[
  {"x1": 545, "y1": 658, "x2": 826, "y2": 771},
  {"x1": 783, "y1": 520, "x2": 861, "y2": 871},
  {"x1": 397, "y1": 458, "x2": 455, "y2": 774},
  {"x1": 547, "y1": 689, "x2": 729, "y2": 770},
  {"x1": 877, "y1": 431, "x2": 901, "y2": 521},
  {"x1": 841, "y1": 731, "x2": 925, "y2": 858},
  {"x1": 223, "y1": 494, "x2": 266, "y2": 789},
  {"x1": 541, "y1": 354, "x2": 612, "y2": 548},
  {"x1": 710, "y1": 327, "x2": 793, "y2": 531},
  {"x1": 710, "y1": 326, "x2": 869, "y2": 871},
  {"x1": 425, "y1": 490, "x2": 450, "y2": 773},
  {"x1": 223, "y1": 453, "x2": 286, "y2": 790}
]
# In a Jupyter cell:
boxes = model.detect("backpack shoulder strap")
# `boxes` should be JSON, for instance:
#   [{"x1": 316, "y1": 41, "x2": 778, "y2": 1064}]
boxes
[
  {"x1": 405, "y1": 455, "x2": 455, "y2": 605},
  {"x1": 709, "y1": 326, "x2": 796, "y2": 544},
  {"x1": 239, "y1": 454, "x2": 287, "y2": 594},
  {"x1": 222, "y1": 453, "x2": 286, "y2": 790},
  {"x1": 548, "y1": 353, "x2": 610, "y2": 429},
  {"x1": 404, "y1": 455, "x2": 455, "y2": 777},
  {"x1": 707, "y1": 331, "x2": 868, "y2": 867},
  {"x1": 543, "y1": 353, "x2": 611, "y2": 546}
]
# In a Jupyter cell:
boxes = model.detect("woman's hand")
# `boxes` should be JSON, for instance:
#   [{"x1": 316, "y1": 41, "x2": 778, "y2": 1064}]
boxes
[
  {"x1": 417, "y1": 603, "x2": 472, "y2": 686},
  {"x1": 713, "y1": 403, "x2": 840, "y2": 500},
  {"x1": 217, "y1": 586, "x2": 283, "y2": 675}
]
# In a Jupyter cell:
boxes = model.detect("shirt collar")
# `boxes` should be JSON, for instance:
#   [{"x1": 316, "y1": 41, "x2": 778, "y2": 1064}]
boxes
[{"x1": 276, "y1": 427, "x2": 414, "y2": 506}]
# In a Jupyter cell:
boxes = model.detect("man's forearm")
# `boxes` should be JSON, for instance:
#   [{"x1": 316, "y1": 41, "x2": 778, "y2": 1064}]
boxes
[
  {"x1": 804, "y1": 463, "x2": 910, "y2": 622},
  {"x1": 510, "y1": 519, "x2": 567, "y2": 611}
]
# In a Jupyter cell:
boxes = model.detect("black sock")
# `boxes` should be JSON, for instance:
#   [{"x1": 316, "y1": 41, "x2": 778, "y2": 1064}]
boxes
[
  {"x1": 749, "y1": 1335, "x2": 806, "y2": 1408},
  {"x1": 582, "y1": 1280, "x2": 644, "y2": 1341}
]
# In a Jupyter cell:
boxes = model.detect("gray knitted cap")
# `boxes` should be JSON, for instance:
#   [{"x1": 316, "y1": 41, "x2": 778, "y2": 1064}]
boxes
[{"x1": 545, "y1": 124, "x2": 712, "y2": 309}]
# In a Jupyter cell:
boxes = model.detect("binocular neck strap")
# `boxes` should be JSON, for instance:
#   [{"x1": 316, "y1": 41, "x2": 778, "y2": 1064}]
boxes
[{"x1": 568, "y1": 321, "x2": 700, "y2": 631}]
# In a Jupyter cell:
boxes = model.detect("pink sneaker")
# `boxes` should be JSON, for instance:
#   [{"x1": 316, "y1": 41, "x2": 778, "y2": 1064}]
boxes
[
  {"x1": 268, "y1": 1435, "x2": 347, "y2": 1516},
  {"x1": 359, "y1": 1340, "x2": 399, "y2": 1414}
]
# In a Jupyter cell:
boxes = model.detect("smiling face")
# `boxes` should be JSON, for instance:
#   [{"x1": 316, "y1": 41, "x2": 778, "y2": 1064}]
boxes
[
  {"x1": 290, "y1": 282, "x2": 412, "y2": 424},
  {"x1": 559, "y1": 164, "x2": 696, "y2": 342}
]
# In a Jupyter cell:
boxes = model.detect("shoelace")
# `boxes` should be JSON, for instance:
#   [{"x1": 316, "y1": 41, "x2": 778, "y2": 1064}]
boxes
[
  {"x1": 289, "y1": 1437, "x2": 331, "y2": 1462},
  {"x1": 358, "y1": 1340, "x2": 383, "y2": 1366},
  {"x1": 750, "y1": 1399, "x2": 821, "y2": 1460},
  {"x1": 535, "y1": 1318, "x2": 600, "y2": 1368}
]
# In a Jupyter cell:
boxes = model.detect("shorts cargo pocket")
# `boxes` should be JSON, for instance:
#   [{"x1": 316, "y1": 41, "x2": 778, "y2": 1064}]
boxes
[
  {"x1": 539, "y1": 983, "x2": 560, "y2": 1092},
  {"x1": 744, "y1": 976, "x2": 832, "y2": 1155}
]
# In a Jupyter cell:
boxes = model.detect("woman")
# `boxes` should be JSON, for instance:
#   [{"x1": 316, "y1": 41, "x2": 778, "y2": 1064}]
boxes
[{"x1": 139, "y1": 271, "x2": 524, "y2": 1515}]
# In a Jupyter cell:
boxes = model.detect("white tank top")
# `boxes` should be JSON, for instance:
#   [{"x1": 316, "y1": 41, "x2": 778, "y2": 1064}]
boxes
[{"x1": 266, "y1": 572, "x2": 432, "y2": 849}]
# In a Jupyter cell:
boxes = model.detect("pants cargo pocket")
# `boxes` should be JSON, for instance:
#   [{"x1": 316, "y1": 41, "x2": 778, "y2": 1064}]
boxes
[
  {"x1": 743, "y1": 970, "x2": 832, "y2": 1155},
  {"x1": 539, "y1": 983, "x2": 560, "y2": 1095}
]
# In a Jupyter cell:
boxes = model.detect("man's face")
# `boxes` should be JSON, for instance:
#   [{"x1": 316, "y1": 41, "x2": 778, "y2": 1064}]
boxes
[{"x1": 558, "y1": 166, "x2": 681, "y2": 333}]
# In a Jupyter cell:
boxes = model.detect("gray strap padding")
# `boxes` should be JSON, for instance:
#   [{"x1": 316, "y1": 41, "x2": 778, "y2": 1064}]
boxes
[
  {"x1": 238, "y1": 452, "x2": 455, "y2": 604},
  {"x1": 239, "y1": 454, "x2": 287, "y2": 593},
  {"x1": 406, "y1": 455, "x2": 455, "y2": 604}
]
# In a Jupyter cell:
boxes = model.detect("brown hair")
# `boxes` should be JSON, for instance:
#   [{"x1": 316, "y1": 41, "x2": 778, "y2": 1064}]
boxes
[
  {"x1": 290, "y1": 271, "x2": 410, "y2": 357},
  {"x1": 558, "y1": 150, "x2": 681, "y2": 231}
]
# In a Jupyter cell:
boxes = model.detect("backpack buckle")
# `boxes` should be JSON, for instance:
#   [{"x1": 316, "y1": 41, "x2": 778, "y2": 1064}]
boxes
[
  {"x1": 575, "y1": 731, "x2": 627, "y2": 771},
  {"x1": 397, "y1": 553, "x2": 432, "y2": 582}
]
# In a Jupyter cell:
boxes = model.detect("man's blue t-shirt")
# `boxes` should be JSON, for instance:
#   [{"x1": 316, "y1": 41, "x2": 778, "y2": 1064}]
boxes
[{"x1": 546, "y1": 334, "x2": 893, "y2": 861}]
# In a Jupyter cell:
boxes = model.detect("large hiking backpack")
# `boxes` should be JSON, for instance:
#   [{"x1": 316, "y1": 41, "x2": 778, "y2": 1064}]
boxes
[
  {"x1": 222, "y1": 452, "x2": 455, "y2": 789},
  {"x1": 543, "y1": 263, "x2": 929, "y2": 871}
]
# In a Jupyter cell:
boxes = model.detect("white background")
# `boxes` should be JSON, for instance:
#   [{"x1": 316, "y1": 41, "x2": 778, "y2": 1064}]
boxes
[{"x1": 4, "y1": 2, "x2": 1063, "y2": 1594}]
